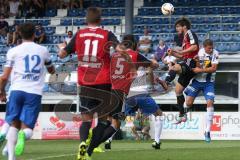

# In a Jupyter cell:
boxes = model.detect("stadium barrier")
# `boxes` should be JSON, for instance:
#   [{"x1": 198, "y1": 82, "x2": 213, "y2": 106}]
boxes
[{"x1": 1, "y1": 112, "x2": 240, "y2": 140}]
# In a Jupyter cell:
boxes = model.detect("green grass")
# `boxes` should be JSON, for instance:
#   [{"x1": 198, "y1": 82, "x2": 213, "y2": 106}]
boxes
[{"x1": 1, "y1": 140, "x2": 240, "y2": 160}]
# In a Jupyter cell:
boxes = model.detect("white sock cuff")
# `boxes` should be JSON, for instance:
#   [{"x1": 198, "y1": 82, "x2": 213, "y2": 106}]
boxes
[
  {"x1": 155, "y1": 116, "x2": 164, "y2": 122},
  {"x1": 207, "y1": 107, "x2": 214, "y2": 112},
  {"x1": 23, "y1": 128, "x2": 33, "y2": 140}
]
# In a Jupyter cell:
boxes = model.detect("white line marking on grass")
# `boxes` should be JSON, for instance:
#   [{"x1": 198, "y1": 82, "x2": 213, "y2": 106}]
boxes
[{"x1": 27, "y1": 154, "x2": 75, "y2": 160}]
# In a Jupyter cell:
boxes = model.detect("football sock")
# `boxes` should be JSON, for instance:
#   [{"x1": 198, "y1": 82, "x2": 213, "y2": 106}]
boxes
[
  {"x1": 79, "y1": 121, "x2": 92, "y2": 143},
  {"x1": 177, "y1": 95, "x2": 185, "y2": 115},
  {"x1": 205, "y1": 107, "x2": 214, "y2": 132},
  {"x1": 2, "y1": 144, "x2": 8, "y2": 156},
  {"x1": 165, "y1": 70, "x2": 176, "y2": 83},
  {"x1": 23, "y1": 128, "x2": 33, "y2": 140},
  {"x1": 154, "y1": 116, "x2": 163, "y2": 143},
  {"x1": 6, "y1": 127, "x2": 18, "y2": 160},
  {"x1": 0, "y1": 123, "x2": 10, "y2": 136},
  {"x1": 100, "y1": 125, "x2": 117, "y2": 143},
  {"x1": 87, "y1": 120, "x2": 110, "y2": 156}
]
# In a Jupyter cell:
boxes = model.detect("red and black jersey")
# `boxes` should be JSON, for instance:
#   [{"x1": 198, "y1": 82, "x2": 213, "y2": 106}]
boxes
[
  {"x1": 182, "y1": 30, "x2": 199, "y2": 59},
  {"x1": 111, "y1": 49, "x2": 151, "y2": 94},
  {"x1": 65, "y1": 26, "x2": 118, "y2": 85}
]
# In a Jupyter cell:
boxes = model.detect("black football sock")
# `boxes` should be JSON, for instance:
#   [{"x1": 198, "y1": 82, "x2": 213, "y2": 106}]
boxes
[
  {"x1": 165, "y1": 70, "x2": 177, "y2": 83},
  {"x1": 177, "y1": 95, "x2": 185, "y2": 115},
  {"x1": 87, "y1": 120, "x2": 110, "y2": 156},
  {"x1": 79, "y1": 121, "x2": 92, "y2": 143},
  {"x1": 100, "y1": 125, "x2": 117, "y2": 144}
]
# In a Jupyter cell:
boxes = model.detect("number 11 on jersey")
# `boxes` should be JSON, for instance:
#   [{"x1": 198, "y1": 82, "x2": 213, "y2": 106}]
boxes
[{"x1": 83, "y1": 39, "x2": 99, "y2": 62}]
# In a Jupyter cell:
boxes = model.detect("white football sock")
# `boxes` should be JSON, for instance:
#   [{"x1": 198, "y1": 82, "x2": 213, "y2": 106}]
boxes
[
  {"x1": 23, "y1": 128, "x2": 33, "y2": 140},
  {"x1": 154, "y1": 116, "x2": 163, "y2": 143},
  {"x1": 6, "y1": 127, "x2": 18, "y2": 160},
  {"x1": 0, "y1": 123, "x2": 10, "y2": 136},
  {"x1": 2, "y1": 144, "x2": 8, "y2": 156},
  {"x1": 205, "y1": 107, "x2": 214, "y2": 133}
]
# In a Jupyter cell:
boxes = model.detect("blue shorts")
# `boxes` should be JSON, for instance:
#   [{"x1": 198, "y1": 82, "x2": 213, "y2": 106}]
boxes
[
  {"x1": 184, "y1": 80, "x2": 215, "y2": 101},
  {"x1": 6, "y1": 91, "x2": 42, "y2": 129},
  {"x1": 125, "y1": 94, "x2": 159, "y2": 116}
]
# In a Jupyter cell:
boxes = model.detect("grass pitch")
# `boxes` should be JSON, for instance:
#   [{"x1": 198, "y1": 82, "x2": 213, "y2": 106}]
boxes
[{"x1": 1, "y1": 140, "x2": 240, "y2": 160}]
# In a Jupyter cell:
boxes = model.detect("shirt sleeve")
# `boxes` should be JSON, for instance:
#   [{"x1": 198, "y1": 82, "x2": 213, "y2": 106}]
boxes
[
  {"x1": 108, "y1": 31, "x2": 119, "y2": 43},
  {"x1": 212, "y1": 50, "x2": 219, "y2": 64},
  {"x1": 64, "y1": 33, "x2": 77, "y2": 55},
  {"x1": 187, "y1": 30, "x2": 198, "y2": 45},
  {"x1": 5, "y1": 50, "x2": 15, "y2": 68},
  {"x1": 137, "y1": 53, "x2": 151, "y2": 67}
]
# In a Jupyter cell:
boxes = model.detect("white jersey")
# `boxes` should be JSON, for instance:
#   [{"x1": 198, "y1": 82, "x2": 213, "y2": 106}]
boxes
[
  {"x1": 194, "y1": 48, "x2": 219, "y2": 82},
  {"x1": 5, "y1": 42, "x2": 52, "y2": 95},
  {"x1": 164, "y1": 55, "x2": 176, "y2": 63}
]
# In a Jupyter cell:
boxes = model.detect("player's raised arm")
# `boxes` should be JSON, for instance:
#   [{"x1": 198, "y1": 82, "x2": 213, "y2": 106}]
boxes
[{"x1": 45, "y1": 50, "x2": 55, "y2": 74}]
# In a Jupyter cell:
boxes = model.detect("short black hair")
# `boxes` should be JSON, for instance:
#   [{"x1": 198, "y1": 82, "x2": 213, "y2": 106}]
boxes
[
  {"x1": 122, "y1": 34, "x2": 137, "y2": 50},
  {"x1": 203, "y1": 39, "x2": 214, "y2": 47},
  {"x1": 19, "y1": 23, "x2": 35, "y2": 40},
  {"x1": 175, "y1": 17, "x2": 191, "y2": 30}
]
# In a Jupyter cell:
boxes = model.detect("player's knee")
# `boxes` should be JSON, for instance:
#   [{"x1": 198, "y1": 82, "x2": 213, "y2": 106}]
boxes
[
  {"x1": 186, "y1": 99, "x2": 193, "y2": 107},
  {"x1": 206, "y1": 100, "x2": 214, "y2": 108},
  {"x1": 111, "y1": 119, "x2": 121, "y2": 129},
  {"x1": 175, "y1": 84, "x2": 184, "y2": 95},
  {"x1": 11, "y1": 120, "x2": 21, "y2": 129}
]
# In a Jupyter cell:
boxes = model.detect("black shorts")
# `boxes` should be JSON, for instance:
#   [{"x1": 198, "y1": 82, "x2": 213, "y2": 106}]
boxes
[
  {"x1": 79, "y1": 84, "x2": 112, "y2": 117},
  {"x1": 109, "y1": 89, "x2": 126, "y2": 119},
  {"x1": 177, "y1": 59, "x2": 196, "y2": 88}
]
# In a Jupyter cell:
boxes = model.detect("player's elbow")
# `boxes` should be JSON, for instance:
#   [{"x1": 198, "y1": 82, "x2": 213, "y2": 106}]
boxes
[
  {"x1": 0, "y1": 75, "x2": 8, "y2": 83},
  {"x1": 47, "y1": 67, "x2": 56, "y2": 75},
  {"x1": 192, "y1": 45, "x2": 198, "y2": 52}
]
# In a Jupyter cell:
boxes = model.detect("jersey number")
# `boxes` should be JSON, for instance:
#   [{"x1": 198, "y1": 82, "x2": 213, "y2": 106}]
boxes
[
  {"x1": 115, "y1": 58, "x2": 125, "y2": 75},
  {"x1": 83, "y1": 39, "x2": 99, "y2": 62},
  {"x1": 24, "y1": 55, "x2": 41, "y2": 73}
]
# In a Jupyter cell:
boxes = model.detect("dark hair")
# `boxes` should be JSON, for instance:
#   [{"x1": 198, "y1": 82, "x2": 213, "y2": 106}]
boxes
[
  {"x1": 175, "y1": 17, "x2": 191, "y2": 30},
  {"x1": 122, "y1": 34, "x2": 137, "y2": 50},
  {"x1": 86, "y1": 7, "x2": 102, "y2": 24},
  {"x1": 68, "y1": 31, "x2": 73, "y2": 34},
  {"x1": 19, "y1": 23, "x2": 35, "y2": 40},
  {"x1": 203, "y1": 39, "x2": 214, "y2": 47}
]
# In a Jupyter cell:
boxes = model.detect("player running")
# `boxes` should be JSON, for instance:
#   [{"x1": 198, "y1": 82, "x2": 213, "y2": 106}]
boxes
[
  {"x1": 58, "y1": 7, "x2": 119, "y2": 160},
  {"x1": 184, "y1": 39, "x2": 218, "y2": 143},
  {"x1": 164, "y1": 17, "x2": 199, "y2": 123},
  {"x1": 0, "y1": 23, "x2": 55, "y2": 160}
]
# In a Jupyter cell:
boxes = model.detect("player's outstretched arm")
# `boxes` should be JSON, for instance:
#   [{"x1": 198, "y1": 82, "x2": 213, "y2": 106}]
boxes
[{"x1": 193, "y1": 64, "x2": 218, "y2": 74}]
